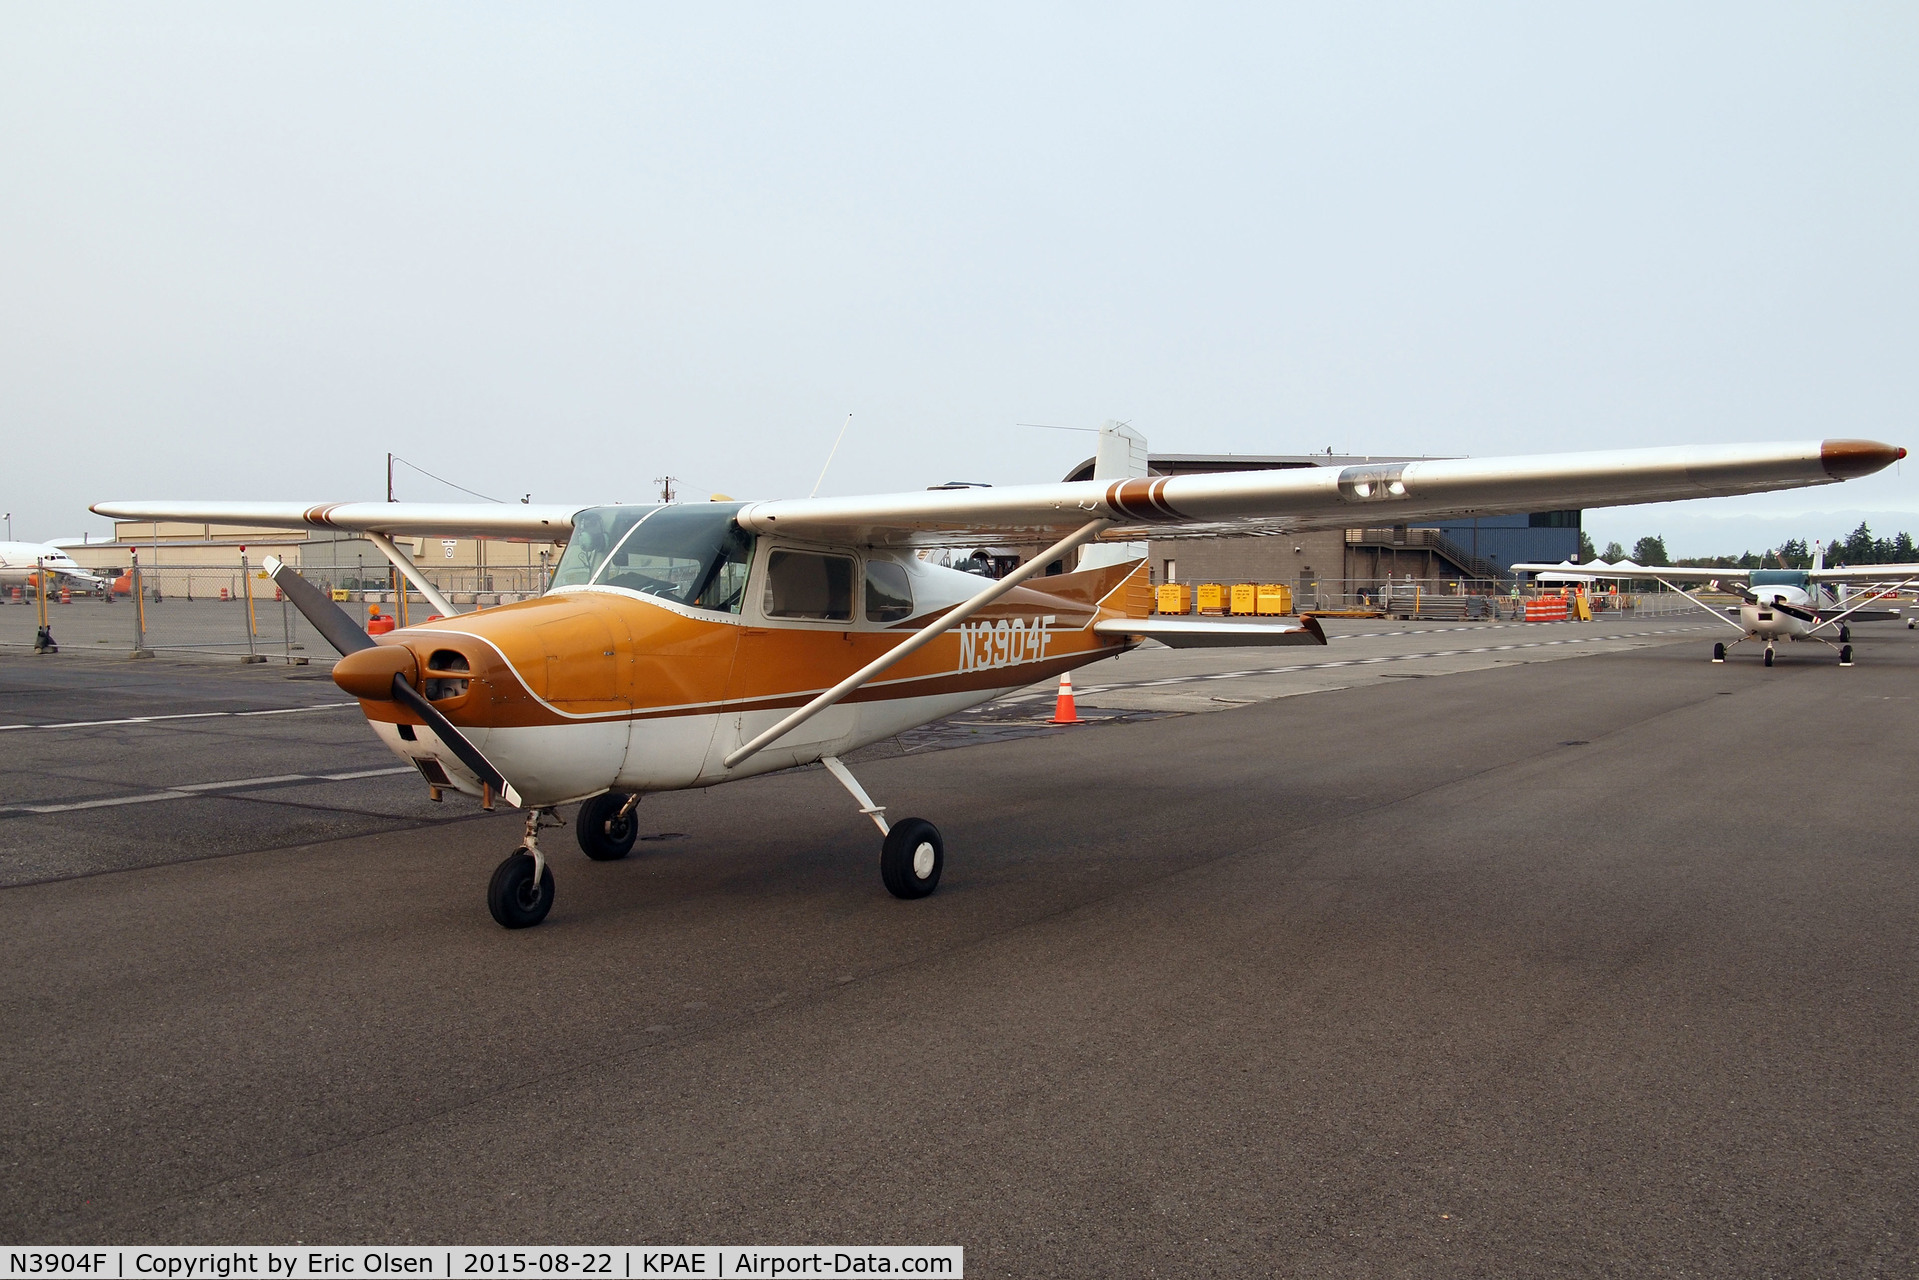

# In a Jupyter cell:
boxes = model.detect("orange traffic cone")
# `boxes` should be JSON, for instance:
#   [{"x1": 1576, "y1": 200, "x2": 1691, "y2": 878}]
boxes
[{"x1": 1050, "y1": 671, "x2": 1079, "y2": 724}]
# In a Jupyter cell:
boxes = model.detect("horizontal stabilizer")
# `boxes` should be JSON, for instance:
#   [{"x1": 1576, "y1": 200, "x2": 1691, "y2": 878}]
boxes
[{"x1": 1093, "y1": 615, "x2": 1327, "y2": 648}]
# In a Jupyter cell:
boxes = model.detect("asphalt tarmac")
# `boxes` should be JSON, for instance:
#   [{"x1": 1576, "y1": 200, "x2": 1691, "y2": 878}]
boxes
[{"x1": 3, "y1": 620, "x2": 1915, "y2": 1275}]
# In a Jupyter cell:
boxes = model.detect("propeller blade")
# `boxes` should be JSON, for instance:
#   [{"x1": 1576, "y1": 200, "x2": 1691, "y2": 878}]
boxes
[
  {"x1": 263, "y1": 556, "x2": 375, "y2": 656},
  {"x1": 1769, "y1": 598, "x2": 1817, "y2": 623},
  {"x1": 388, "y1": 673, "x2": 524, "y2": 808}
]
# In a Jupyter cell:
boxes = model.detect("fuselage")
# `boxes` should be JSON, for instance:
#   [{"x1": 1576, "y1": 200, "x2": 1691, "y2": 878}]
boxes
[
  {"x1": 336, "y1": 502, "x2": 1150, "y2": 808},
  {"x1": 1735, "y1": 571, "x2": 1832, "y2": 641}
]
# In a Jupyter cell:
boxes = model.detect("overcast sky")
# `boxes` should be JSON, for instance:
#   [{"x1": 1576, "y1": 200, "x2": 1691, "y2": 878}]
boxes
[{"x1": 3, "y1": 3, "x2": 1914, "y2": 554}]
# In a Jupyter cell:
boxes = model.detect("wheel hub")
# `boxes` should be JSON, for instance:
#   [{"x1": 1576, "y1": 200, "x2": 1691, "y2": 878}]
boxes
[{"x1": 913, "y1": 842, "x2": 936, "y2": 879}]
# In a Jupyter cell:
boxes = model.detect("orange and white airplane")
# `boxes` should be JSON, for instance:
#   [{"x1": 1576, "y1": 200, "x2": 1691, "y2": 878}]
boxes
[{"x1": 93, "y1": 431, "x2": 1903, "y2": 928}]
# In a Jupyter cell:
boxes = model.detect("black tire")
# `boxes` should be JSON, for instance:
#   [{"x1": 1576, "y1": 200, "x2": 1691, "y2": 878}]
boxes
[
  {"x1": 880, "y1": 818, "x2": 944, "y2": 900},
  {"x1": 576, "y1": 791, "x2": 638, "y2": 861},
  {"x1": 1840, "y1": 644, "x2": 1854, "y2": 666},
  {"x1": 1712, "y1": 642, "x2": 1725, "y2": 663},
  {"x1": 488, "y1": 850, "x2": 554, "y2": 928},
  {"x1": 1763, "y1": 648, "x2": 1775, "y2": 667},
  {"x1": 1839, "y1": 625, "x2": 1851, "y2": 643}
]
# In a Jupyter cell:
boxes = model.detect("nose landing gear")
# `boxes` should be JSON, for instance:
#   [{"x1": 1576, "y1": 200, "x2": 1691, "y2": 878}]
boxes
[
  {"x1": 488, "y1": 808, "x2": 562, "y2": 928},
  {"x1": 1763, "y1": 646, "x2": 1775, "y2": 667}
]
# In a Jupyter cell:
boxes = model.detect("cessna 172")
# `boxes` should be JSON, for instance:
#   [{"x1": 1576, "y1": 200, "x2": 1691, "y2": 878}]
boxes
[
  {"x1": 1515, "y1": 540, "x2": 1919, "y2": 666},
  {"x1": 0, "y1": 541, "x2": 109, "y2": 591},
  {"x1": 94, "y1": 435, "x2": 1903, "y2": 928}
]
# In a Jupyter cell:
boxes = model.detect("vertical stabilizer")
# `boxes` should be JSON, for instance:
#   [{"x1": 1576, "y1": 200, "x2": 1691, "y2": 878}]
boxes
[{"x1": 1079, "y1": 421, "x2": 1150, "y2": 571}]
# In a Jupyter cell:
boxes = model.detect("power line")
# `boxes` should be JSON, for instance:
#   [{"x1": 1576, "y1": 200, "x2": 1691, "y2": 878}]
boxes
[{"x1": 389, "y1": 455, "x2": 507, "y2": 503}]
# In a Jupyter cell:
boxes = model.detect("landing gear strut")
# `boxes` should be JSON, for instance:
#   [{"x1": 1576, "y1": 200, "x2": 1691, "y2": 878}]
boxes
[
  {"x1": 821, "y1": 755, "x2": 944, "y2": 900},
  {"x1": 488, "y1": 808, "x2": 560, "y2": 928}
]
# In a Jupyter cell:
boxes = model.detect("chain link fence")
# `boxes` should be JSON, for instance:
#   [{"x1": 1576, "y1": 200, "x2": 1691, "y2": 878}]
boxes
[{"x1": 1, "y1": 563, "x2": 550, "y2": 663}]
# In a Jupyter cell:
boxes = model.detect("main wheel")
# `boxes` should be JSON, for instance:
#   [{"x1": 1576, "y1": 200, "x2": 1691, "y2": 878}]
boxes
[
  {"x1": 576, "y1": 791, "x2": 638, "y2": 861},
  {"x1": 1840, "y1": 644, "x2": 1854, "y2": 666},
  {"x1": 488, "y1": 850, "x2": 555, "y2": 928},
  {"x1": 1763, "y1": 647, "x2": 1775, "y2": 667},
  {"x1": 1839, "y1": 625, "x2": 1852, "y2": 643},
  {"x1": 880, "y1": 818, "x2": 944, "y2": 899},
  {"x1": 1712, "y1": 642, "x2": 1725, "y2": 663}
]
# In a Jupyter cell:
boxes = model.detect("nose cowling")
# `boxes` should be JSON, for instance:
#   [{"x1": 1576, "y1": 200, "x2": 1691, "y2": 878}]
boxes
[{"x1": 333, "y1": 643, "x2": 419, "y2": 700}]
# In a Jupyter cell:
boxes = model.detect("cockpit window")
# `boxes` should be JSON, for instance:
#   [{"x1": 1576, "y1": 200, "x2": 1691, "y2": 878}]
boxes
[
  {"x1": 571, "y1": 503, "x2": 754, "y2": 613},
  {"x1": 864, "y1": 558, "x2": 914, "y2": 622},
  {"x1": 551, "y1": 506, "x2": 659, "y2": 590}
]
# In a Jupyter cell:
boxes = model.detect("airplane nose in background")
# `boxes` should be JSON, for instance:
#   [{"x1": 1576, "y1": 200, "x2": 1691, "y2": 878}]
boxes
[
  {"x1": 1821, "y1": 440, "x2": 1907, "y2": 480},
  {"x1": 333, "y1": 643, "x2": 419, "y2": 700}
]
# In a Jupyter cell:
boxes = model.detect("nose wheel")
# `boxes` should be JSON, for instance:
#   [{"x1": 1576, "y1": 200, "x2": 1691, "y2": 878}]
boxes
[
  {"x1": 488, "y1": 809, "x2": 561, "y2": 928},
  {"x1": 1763, "y1": 646, "x2": 1775, "y2": 667}
]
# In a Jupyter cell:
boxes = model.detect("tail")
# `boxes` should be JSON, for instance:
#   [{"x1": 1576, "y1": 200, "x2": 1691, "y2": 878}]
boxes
[{"x1": 1078, "y1": 420, "x2": 1150, "y2": 572}]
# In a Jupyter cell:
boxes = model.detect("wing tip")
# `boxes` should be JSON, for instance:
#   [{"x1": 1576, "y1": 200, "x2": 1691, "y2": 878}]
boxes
[{"x1": 1821, "y1": 439, "x2": 1906, "y2": 481}]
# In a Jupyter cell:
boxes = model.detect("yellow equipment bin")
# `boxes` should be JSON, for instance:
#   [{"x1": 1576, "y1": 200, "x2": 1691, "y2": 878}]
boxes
[
  {"x1": 1196, "y1": 583, "x2": 1226, "y2": 614},
  {"x1": 1256, "y1": 584, "x2": 1293, "y2": 615},
  {"x1": 1229, "y1": 583, "x2": 1258, "y2": 614},
  {"x1": 1155, "y1": 583, "x2": 1190, "y2": 615}
]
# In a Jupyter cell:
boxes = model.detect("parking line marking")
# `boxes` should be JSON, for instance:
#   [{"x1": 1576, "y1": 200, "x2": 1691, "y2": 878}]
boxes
[
  {"x1": 0, "y1": 703, "x2": 358, "y2": 732},
  {"x1": 0, "y1": 766, "x2": 417, "y2": 815}
]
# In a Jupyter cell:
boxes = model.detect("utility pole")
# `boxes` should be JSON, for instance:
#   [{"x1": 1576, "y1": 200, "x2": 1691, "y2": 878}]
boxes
[
  {"x1": 654, "y1": 476, "x2": 677, "y2": 503},
  {"x1": 387, "y1": 453, "x2": 395, "y2": 502}
]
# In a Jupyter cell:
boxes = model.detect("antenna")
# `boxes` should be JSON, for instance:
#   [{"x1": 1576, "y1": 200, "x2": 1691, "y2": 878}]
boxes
[{"x1": 810, "y1": 414, "x2": 852, "y2": 498}]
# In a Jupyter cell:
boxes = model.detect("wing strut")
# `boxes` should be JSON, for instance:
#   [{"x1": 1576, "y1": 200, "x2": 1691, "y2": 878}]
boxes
[
  {"x1": 367, "y1": 532, "x2": 459, "y2": 619},
  {"x1": 1654, "y1": 577, "x2": 1750, "y2": 634},
  {"x1": 1807, "y1": 576, "x2": 1919, "y2": 635},
  {"x1": 722, "y1": 518, "x2": 1111, "y2": 770}
]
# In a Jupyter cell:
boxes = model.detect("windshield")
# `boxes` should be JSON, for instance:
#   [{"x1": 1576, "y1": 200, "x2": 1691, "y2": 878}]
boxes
[
  {"x1": 550, "y1": 506, "x2": 660, "y2": 590},
  {"x1": 555, "y1": 503, "x2": 754, "y2": 613}
]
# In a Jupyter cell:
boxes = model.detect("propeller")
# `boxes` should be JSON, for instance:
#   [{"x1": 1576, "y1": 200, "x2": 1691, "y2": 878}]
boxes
[
  {"x1": 1767, "y1": 598, "x2": 1818, "y2": 624},
  {"x1": 264, "y1": 556, "x2": 523, "y2": 808},
  {"x1": 263, "y1": 556, "x2": 374, "y2": 654}
]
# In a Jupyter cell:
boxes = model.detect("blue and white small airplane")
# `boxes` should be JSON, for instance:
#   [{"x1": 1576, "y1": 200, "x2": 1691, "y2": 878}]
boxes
[{"x1": 1516, "y1": 542, "x2": 1919, "y2": 667}]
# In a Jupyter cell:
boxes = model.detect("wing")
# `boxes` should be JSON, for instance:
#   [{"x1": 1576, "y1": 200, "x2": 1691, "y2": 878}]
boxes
[
  {"x1": 1811, "y1": 564, "x2": 1919, "y2": 583},
  {"x1": 87, "y1": 500, "x2": 584, "y2": 542},
  {"x1": 735, "y1": 440, "x2": 1903, "y2": 548},
  {"x1": 90, "y1": 438, "x2": 1903, "y2": 551},
  {"x1": 1510, "y1": 562, "x2": 1750, "y2": 582}
]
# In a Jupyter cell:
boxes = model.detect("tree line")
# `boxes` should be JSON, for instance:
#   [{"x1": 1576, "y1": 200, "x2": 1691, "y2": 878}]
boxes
[{"x1": 1577, "y1": 522, "x2": 1918, "y2": 569}]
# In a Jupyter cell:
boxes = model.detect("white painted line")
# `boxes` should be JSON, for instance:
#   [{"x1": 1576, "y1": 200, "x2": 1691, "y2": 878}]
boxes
[
  {"x1": 0, "y1": 766, "x2": 418, "y2": 816},
  {"x1": 173, "y1": 773, "x2": 317, "y2": 792},
  {"x1": 0, "y1": 703, "x2": 357, "y2": 732}
]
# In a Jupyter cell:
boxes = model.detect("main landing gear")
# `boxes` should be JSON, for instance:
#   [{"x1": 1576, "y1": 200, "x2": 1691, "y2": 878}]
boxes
[
  {"x1": 577, "y1": 790, "x2": 640, "y2": 860},
  {"x1": 821, "y1": 755, "x2": 944, "y2": 899}
]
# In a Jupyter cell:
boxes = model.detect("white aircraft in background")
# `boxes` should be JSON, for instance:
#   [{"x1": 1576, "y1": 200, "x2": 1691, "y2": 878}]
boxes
[
  {"x1": 1515, "y1": 541, "x2": 1919, "y2": 667},
  {"x1": 0, "y1": 541, "x2": 108, "y2": 591},
  {"x1": 96, "y1": 435, "x2": 1904, "y2": 928}
]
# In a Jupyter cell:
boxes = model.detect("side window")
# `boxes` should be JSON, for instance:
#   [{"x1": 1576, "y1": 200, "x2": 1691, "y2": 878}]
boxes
[
  {"x1": 763, "y1": 550, "x2": 855, "y2": 621},
  {"x1": 864, "y1": 559, "x2": 914, "y2": 623}
]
